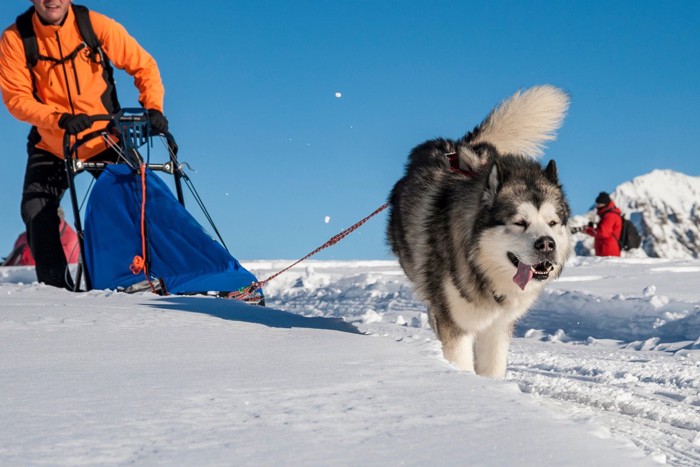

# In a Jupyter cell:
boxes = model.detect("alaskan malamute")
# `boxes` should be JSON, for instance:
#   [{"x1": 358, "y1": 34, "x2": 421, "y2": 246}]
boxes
[{"x1": 388, "y1": 85, "x2": 573, "y2": 378}]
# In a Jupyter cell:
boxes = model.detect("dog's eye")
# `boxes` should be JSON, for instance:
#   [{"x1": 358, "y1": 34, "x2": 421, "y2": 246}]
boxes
[
  {"x1": 514, "y1": 220, "x2": 528, "y2": 229},
  {"x1": 548, "y1": 220, "x2": 558, "y2": 227}
]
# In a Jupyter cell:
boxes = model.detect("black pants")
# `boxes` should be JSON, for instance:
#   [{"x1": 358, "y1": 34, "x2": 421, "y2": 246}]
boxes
[{"x1": 21, "y1": 133, "x2": 119, "y2": 289}]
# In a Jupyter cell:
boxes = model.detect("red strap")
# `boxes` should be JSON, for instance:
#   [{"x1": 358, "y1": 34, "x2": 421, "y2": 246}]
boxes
[
  {"x1": 129, "y1": 255, "x2": 145, "y2": 274},
  {"x1": 446, "y1": 152, "x2": 476, "y2": 178},
  {"x1": 129, "y1": 164, "x2": 159, "y2": 294}
]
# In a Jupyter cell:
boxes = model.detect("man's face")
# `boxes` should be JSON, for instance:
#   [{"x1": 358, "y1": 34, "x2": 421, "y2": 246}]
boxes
[{"x1": 31, "y1": 0, "x2": 71, "y2": 26}]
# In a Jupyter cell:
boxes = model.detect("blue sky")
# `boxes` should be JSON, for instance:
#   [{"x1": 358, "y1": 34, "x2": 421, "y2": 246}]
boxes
[{"x1": 1, "y1": 1, "x2": 698, "y2": 261}]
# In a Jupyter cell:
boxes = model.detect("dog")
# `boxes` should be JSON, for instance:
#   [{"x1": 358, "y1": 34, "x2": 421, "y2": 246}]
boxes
[{"x1": 387, "y1": 85, "x2": 573, "y2": 378}]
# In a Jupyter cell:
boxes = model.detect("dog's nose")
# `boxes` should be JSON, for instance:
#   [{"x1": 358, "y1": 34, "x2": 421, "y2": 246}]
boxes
[{"x1": 534, "y1": 236, "x2": 556, "y2": 253}]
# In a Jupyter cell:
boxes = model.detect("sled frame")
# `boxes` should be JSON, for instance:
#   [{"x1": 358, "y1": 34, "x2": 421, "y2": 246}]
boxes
[{"x1": 63, "y1": 108, "x2": 183, "y2": 292}]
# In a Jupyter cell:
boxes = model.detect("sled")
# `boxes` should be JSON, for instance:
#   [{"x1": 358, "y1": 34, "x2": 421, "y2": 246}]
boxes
[{"x1": 63, "y1": 108, "x2": 263, "y2": 303}]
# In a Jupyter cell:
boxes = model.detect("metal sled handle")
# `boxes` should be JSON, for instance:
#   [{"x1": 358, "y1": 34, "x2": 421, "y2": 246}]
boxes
[{"x1": 62, "y1": 111, "x2": 177, "y2": 162}]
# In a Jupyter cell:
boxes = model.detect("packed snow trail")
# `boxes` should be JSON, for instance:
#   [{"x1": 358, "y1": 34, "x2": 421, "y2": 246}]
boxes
[
  {"x1": 251, "y1": 258, "x2": 700, "y2": 466},
  {"x1": 0, "y1": 283, "x2": 651, "y2": 466}
]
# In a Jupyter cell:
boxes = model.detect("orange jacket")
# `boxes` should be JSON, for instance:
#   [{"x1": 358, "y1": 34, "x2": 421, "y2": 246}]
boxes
[{"x1": 0, "y1": 7, "x2": 164, "y2": 160}]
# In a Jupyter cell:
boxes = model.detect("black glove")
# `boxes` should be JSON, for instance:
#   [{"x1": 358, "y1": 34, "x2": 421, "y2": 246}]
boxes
[
  {"x1": 58, "y1": 113, "x2": 92, "y2": 135},
  {"x1": 147, "y1": 109, "x2": 169, "y2": 134}
]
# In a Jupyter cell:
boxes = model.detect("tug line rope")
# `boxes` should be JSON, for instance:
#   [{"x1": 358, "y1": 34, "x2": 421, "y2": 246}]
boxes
[{"x1": 228, "y1": 202, "x2": 390, "y2": 302}]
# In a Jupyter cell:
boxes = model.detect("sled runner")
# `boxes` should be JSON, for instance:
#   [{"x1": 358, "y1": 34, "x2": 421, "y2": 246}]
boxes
[{"x1": 63, "y1": 109, "x2": 263, "y2": 303}]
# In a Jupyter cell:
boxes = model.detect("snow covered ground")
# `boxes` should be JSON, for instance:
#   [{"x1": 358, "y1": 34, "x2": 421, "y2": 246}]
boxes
[{"x1": 1, "y1": 257, "x2": 699, "y2": 465}]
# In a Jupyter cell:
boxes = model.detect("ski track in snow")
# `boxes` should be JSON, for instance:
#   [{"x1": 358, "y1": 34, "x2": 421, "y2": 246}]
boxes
[
  {"x1": 250, "y1": 259, "x2": 700, "y2": 466},
  {"x1": 510, "y1": 342, "x2": 700, "y2": 466}
]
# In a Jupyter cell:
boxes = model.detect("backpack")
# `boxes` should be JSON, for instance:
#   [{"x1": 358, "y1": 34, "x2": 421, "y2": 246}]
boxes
[
  {"x1": 15, "y1": 5, "x2": 119, "y2": 111},
  {"x1": 618, "y1": 215, "x2": 642, "y2": 251},
  {"x1": 2, "y1": 221, "x2": 79, "y2": 267}
]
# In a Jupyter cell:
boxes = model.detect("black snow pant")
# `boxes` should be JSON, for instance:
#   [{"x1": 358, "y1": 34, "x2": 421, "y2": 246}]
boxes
[{"x1": 21, "y1": 129, "x2": 120, "y2": 290}]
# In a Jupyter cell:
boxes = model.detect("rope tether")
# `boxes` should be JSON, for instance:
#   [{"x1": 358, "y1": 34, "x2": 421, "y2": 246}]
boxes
[{"x1": 228, "y1": 202, "x2": 390, "y2": 302}]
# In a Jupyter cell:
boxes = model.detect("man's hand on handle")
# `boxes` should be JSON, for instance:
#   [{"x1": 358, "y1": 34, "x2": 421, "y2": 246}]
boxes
[
  {"x1": 147, "y1": 109, "x2": 168, "y2": 134},
  {"x1": 58, "y1": 113, "x2": 92, "y2": 135}
]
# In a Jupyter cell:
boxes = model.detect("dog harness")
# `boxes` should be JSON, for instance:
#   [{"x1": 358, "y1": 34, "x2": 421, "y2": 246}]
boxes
[{"x1": 445, "y1": 152, "x2": 476, "y2": 178}]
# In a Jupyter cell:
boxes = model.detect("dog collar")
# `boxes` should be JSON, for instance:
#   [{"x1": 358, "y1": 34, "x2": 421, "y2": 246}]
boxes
[{"x1": 445, "y1": 152, "x2": 476, "y2": 178}]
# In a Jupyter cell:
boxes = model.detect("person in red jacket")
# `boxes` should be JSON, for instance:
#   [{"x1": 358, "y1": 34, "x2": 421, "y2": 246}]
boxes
[
  {"x1": 0, "y1": 0, "x2": 167, "y2": 289},
  {"x1": 584, "y1": 192, "x2": 623, "y2": 257}
]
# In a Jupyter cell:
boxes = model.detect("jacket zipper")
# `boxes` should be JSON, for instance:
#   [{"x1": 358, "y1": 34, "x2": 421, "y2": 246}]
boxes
[{"x1": 54, "y1": 30, "x2": 79, "y2": 114}]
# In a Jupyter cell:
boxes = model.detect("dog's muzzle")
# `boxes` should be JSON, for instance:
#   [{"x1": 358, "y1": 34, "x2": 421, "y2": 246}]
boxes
[{"x1": 508, "y1": 252, "x2": 556, "y2": 290}]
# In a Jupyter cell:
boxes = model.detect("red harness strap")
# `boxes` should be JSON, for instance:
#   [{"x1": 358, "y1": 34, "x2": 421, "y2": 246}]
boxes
[{"x1": 445, "y1": 152, "x2": 476, "y2": 178}]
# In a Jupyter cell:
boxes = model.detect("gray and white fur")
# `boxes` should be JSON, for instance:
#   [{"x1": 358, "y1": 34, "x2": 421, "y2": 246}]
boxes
[{"x1": 387, "y1": 85, "x2": 573, "y2": 378}]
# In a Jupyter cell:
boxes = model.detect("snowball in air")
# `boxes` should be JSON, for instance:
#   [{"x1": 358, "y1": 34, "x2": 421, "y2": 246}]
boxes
[
  {"x1": 324, "y1": 216, "x2": 331, "y2": 224},
  {"x1": 335, "y1": 92, "x2": 342, "y2": 98}
]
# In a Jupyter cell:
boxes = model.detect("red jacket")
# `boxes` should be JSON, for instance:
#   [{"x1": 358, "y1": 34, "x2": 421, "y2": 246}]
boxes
[{"x1": 584, "y1": 202, "x2": 622, "y2": 256}]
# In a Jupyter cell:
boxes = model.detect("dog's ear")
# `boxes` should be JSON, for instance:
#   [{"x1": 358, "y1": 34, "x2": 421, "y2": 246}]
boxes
[
  {"x1": 544, "y1": 159, "x2": 558, "y2": 184},
  {"x1": 482, "y1": 162, "x2": 500, "y2": 207}
]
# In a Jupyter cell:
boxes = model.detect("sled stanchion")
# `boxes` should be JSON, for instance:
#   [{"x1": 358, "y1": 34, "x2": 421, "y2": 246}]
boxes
[
  {"x1": 62, "y1": 115, "x2": 113, "y2": 291},
  {"x1": 228, "y1": 202, "x2": 390, "y2": 302},
  {"x1": 63, "y1": 133, "x2": 92, "y2": 291},
  {"x1": 164, "y1": 133, "x2": 185, "y2": 206}
]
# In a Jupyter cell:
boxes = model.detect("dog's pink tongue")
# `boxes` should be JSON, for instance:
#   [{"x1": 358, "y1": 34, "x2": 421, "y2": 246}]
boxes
[{"x1": 513, "y1": 262, "x2": 534, "y2": 291}]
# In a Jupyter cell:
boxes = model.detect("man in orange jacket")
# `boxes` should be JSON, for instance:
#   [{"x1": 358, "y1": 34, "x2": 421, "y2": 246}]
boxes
[
  {"x1": 0, "y1": 0, "x2": 168, "y2": 289},
  {"x1": 583, "y1": 192, "x2": 623, "y2": 257}
]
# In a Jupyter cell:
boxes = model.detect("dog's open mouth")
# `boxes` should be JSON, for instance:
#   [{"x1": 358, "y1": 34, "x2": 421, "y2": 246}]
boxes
[{"x1": 507, "y1": 252, "x2": 554, "y2": 290}]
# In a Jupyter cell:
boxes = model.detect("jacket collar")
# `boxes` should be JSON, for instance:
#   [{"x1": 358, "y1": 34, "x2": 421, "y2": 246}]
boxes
[
  {"x1": 31, "y1": 5, "x2": 75, "y2": 40},
  {"x1": 597, "y1": 201, "x2": 621, "y2": 216}
]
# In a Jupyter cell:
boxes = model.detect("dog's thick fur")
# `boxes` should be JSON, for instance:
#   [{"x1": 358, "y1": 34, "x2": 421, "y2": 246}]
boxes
[{"x1": 388, "y1": 85, "x2": 573, "y2": 378}]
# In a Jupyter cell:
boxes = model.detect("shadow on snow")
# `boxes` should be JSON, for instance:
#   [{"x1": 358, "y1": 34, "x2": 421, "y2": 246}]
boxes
[{"x1": 148, "y1": 295, "x2": 363, "y2": 335}]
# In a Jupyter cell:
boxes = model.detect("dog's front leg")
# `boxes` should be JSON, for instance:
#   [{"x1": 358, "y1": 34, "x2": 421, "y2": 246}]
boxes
[
  {"x1": 441, "y1": 333, "x2": 476, "y2": 373},
  {"x1": 474, "y1": 319, "x2": 514, "y2": 378},
  {"x1": 431, "y1": 309, "x2": 476, "y2": 372}
]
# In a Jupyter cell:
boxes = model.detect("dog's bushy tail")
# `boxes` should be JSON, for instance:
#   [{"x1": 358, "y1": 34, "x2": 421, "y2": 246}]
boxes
[{"x1": 471, "y1": 85, "x2": 569, "y2": 158}]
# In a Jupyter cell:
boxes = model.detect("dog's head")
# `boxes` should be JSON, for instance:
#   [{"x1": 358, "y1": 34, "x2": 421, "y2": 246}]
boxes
[{"x1": 474, "y1": 156, "x2": 573, "y2": 293}]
